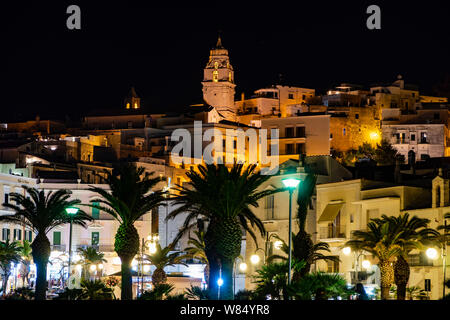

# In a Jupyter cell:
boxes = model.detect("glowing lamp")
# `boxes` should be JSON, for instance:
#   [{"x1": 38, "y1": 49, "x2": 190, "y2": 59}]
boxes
[
  {"x1": 282, "y1": 178, "x2": 300, "y2": 189},
  {"x1": 342, "y1": 247, "x2": 351, "y2": 256},
  {"x1": 273, "y1": 240, "x2": 283, "y2": 250},
  {"x1": 65, "y1": 207, "x2": 79, "y2": 215},
  {"x1": 250, "y1": 254, "x2": 260, "y2": 265},
  {"x1": 362, "y1": 260, "x2": 371, "y2": 270},
  {"x1": 217, "y1": 278, "x2": 223, "y2": 287},
  {"x1": 239, "y1": 262, "x2": 248, "y2": 272},
  {"x1": 426, "y1": 248, "x2": 439, "y2": 260}
]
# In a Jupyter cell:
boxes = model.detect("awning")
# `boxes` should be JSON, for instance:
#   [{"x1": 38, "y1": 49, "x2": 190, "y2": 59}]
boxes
[{"x1": 318, "y1": 203, "x2": 343, "y2": 223}]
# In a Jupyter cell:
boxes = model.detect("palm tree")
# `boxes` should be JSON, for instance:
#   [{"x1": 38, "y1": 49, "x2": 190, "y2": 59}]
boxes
[
  {"x1": 184, "y1": 230, "x2": 209, "y2": 284},
  {"x1": 169, "y1": 163, "x2": 282, "y2": 300},
  {"x1": 345, "y1": 219, "x2": 403, "y2": 300},
  {"x1": 267, "y1": 233, "x2": 340, "y2": 281},
  {"x1": 252, "y1": 260, "x2": 305, "y2": 300},
  {"x1": 77, "y1": 247, "x2": 107, "y2": 280},
  {"x1": 89, "y1": 163, "x2": 166, "y2": 300},
  {"x1": 0, "y1": 186, "x2": 91, "y2": 300},
  {"x1": 18, "y1": 240, "x2": 32, "y2": 287},
  {"x1": 0, "y1": 240, "x2": 22, "y2": 296},
  {"x1": 146, "y1": 241, "x2": 189, "y2": 286},
  {"x1": 288, "y1": 272, "x2": 353, "y2": 300},
  {"x1": 138, "y1": 283, "x2": 175, "y2": 300},
  {"x1": 380, "y1": 213, "x2": 439, "y2": 300},
  {"x1": 77, "y1": 279, "x2": 114, "y2": 300}
]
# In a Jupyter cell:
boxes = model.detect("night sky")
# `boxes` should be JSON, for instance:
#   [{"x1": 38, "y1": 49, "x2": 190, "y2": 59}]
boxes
[{"x1": 0, "y1": 1, "x2": 450, "y2": 121}]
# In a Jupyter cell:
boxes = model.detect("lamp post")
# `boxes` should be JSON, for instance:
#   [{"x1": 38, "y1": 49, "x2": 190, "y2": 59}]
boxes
[
  {"x1": 233, "y1": 259, "x2": 247, "y2": 296},
  {"x1": 139, "y1": 233, "x2": 159, "y2": 296},
  {"x1": 65, "y1": 207, "x2": 79, "y2": 282},
  {"x1": 427, "y1": 218, "x2": 448, "y2": 299},
  {"x1": 250, "y1": 247, "x2": 266, "y2": 266},
  {"x1": 282, "y1": 177, "x2": 300, "y2": 287}
]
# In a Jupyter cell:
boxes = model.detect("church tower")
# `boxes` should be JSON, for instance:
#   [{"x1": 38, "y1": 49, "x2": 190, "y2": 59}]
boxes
[
  {"x1": 202, "y1": 36, "x2": 236, "y2": 119},
  {"x1": 124, "y1": 87, "x2": 141, "y2": 110}
]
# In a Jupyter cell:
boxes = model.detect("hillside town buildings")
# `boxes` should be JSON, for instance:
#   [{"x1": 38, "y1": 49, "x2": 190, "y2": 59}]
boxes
[{"x1": 0, "y1": 37, "x2": 448, "y2": 299}]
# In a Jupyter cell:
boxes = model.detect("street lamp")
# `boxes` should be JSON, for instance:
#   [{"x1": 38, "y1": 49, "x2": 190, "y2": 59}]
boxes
[
  {"x1": 250, "y1": 248, "x2": 265, "y2": 265},
  {"x1": 65, "y1": 206, "x2": 79, "y2": 282},
  {"x1": 139, "y1": 233, "x2": 159, "y2": 295},
  {"x1": 233, "y1": 259, "x2": 248, "y2": 296},
  {"x1": 282, "y1": 177, "x2": 300, "y2": 287}
]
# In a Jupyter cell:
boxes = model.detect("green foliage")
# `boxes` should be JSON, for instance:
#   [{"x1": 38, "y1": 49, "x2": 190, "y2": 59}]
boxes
[
  {"x1": 138, "y1": 283, "x2": 175, "y2": 300},
  {"x1": 288, "y1": 272, "x2": 353, "y2": 300},
  {"x1": 4, "y1": 287, "x2": 34, "y2": 300},
  {"x1": 0, "y1": 240, "x2": 22, "y2": 295},
  {"x1": 169, "y1": 163, "x2": 283, "y2": 299},
  {"x1": 335, "y1": 140, "x2": 404, "y2": 166},
  {"x1": 184, "y1": 285, "x2": 210, "y2": 300},
  {"x1": 252, "y1": 260, "x2": 305, "y2": 300},
  {"x1": 77, "y1": 280, "x2": 115, "y2": 300},
  {"x1": 89, "y1": 163, "x2": 166, "y2": 300},
  {"x1": 234, "y1": 289, "x2": 254, "y2": 300}
]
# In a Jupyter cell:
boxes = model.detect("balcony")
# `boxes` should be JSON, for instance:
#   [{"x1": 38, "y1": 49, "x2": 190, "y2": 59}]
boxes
[
  {"x1": 349, "y1": 271, "x2": 376, "y2": 285},
  {"x1": 51, "y1": 244, "x2": 66, "y2": 252},
  {"x1": 319, "y1": 225, "x2": 346, "y2": 240},
  {"x1": 75, "y1": 244, "x2": 115, "y2": 252}
]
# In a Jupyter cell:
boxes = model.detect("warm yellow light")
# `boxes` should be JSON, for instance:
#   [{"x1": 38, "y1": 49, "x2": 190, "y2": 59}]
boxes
[
  {"x1": 143, "y1": 265, "x2": 151, "y2": 273},
  {"x1": 112, "y1": 257, "x2": 121, "y2": 265},
  {"x1": 273, "y1": 241, "x2": 283, "y2": 250},
  {"x1": 126, "y1": 103, "x2": 130, "y2": 109},
  {"x1": 98, "y1": 264, "x2": 103, "y2": 270},
  {"x1": 148, "y1": 243, "x2": 157, "y2": 254},
  {"x1": 342, "y1": 247, "x2": 351, "y2": 256},
  {"x1": 369, "y1": 131, "x2": 380, "y2": 140},
  {"x1": 426, "y1": 248, "x2": 439, "y2": 260},
  {"x1": 132, "y1": 259, "x2": 138, "y2": 267},
  {"x1": 239, "y1": 262, "x2": 248, "y2": 272},
  {"x1": 250, "y1": 254, "x2": 260, "y2": 265},
  {"x1": 90, "y1": 264, "x2": 97, "y2": 272},
  {"x1": 362, "y1": 260, "x2": 371, "y2": 269},
  {"x1": 76, "y1": 264, "x2": 82, "y2": 271}
]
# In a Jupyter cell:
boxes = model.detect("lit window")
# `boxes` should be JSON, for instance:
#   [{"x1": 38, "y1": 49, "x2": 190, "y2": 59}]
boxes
[
  {"x1": 134, "y1": 102, "x2": 138, "y2": 109},
  {"x1": 213, "y1": 70, "x2": 218, "y2": 82},
  {"x1": 126, "y1": 103, "x2": 130, "y2": 109},
  {"x1": 214, "y1": 61, "x2": 218, "y2": 69},
  {"x1": 229, "y1": 72, "x2": 232, "y2": 82}
]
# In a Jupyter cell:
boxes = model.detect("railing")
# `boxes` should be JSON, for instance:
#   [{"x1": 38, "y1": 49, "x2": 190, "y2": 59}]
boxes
[
  {"x1": 349, "y1": 271, "x2": 376, "y2": 285},
  {"x1": 319, "y1": 225, "x2": 346, "y2": 239},
  {"x1": 75, "y1": 244, "x2": 115, "y2": 252},
  {"x1": 51, "y1": 245, "x2": 66, "y2": 252}
]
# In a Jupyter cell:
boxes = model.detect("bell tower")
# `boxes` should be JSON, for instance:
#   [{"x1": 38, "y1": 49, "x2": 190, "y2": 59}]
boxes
[
  {"x1": 124, "y1": 87, "x2": 141, "y2": 110},
  {"x1": 202, "y1": 36, "x2": 236, "y2": 119}
]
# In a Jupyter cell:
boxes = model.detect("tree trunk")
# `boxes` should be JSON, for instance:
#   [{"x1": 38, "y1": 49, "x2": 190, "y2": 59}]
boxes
[
  {"x1": 220, "y1": 258, "x2": 234, "y2": 300},
  {"x1": 31, "y1": 234, "x2": 51, "y2": 300},
  {"x1": 205, "y1": 251, "x2": 220, "y2": 300},
  {"x1": 120, "y1": 255, "x2": 133, "y2": 300},
  {"x1": 2, "y1": 270, "x2": 10, "y2": 296},
  {"x1": 394, "y1": 255, "x2": 410, "y2": 300},
  {"x1": 379, "y1": 260, "x2": 394, "y2": 300}
]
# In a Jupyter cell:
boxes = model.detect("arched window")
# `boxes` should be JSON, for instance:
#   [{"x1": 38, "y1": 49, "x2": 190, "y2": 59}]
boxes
[
  {"x1": 214, "y1": 61, "x2": 218, "y2": 69},
  {"x1": 126, "y1": 102, "x2": 130, "y2": 109},
  {"x1": 213, "y1": 70, "x2": 218, "y2": 82}
]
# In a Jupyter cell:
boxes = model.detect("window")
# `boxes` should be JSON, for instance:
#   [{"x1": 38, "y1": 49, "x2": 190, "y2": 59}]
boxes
[
  {"x1": 326, "y1": 258, "x2": 340, "y2": 273},
  {"x1": 434, "y1": 113, "x2": 440, "y2": 120},
  {"x1": 92, "y1": 202, "x2": 100, "y2": 219},
  {"x1": 4, "y1": 193, "x2": 8, "y2": 205},
  {"x1": 296, "y1": 127, "x2": 305, "y2": 137},
  {"x1": 302, "y1": 94, "x2": 306, "y2": 100},
  {"x1": 288, "y1": 93, "x2": 294, "y2": 99},
  {"x1": 13, "y1": 229, "x2": 21, "y2": 241},
  {"x1": 126, "y1": 103, "x2": 130, "y2": 109},
  {"x1": 343, "y1": 128, "x2": 346, "y2": 136},
  {"x1": 411, "y1": 134, "x2": 415, "y2": 141},
  {"x1": 2, "y1": 228, "x2": 10, "y2": 241},
  {"x1": 296, "y1": 143, "x2": 305, "y2": 154},
  {"x1": 91, "y1": 232, "x2": 99, "y2": 246},
  {"x1": 214, "y1": 61, "x2": 218, "y2": 69},
  {"x1": 286, "y1": 144, "x2": 295, "y2": 154},
  {"x1": 53, "y1": 231, "x2": 61, "y2": 246},
  {"x1": 25, "y1": 230, "x2": 32, "y2": 242},
  {"x1": 213, "y1": 70, "x2": 218, "y2": 82},
  {"x1": 285, "y1": 127, "x2": 294, "y2": 138},
  {"x1": 265, "y1": 194, "x2": 275, "y2": 220},
  {"x1": 420, "y1": 132, "x2": 427, "y2": 143},
  {"x1": 229, "y1": 72, "x2": 232, "y2": 82},
  {"x1": 355, "y1": 114, "x2": 359, "y2": 119}
]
